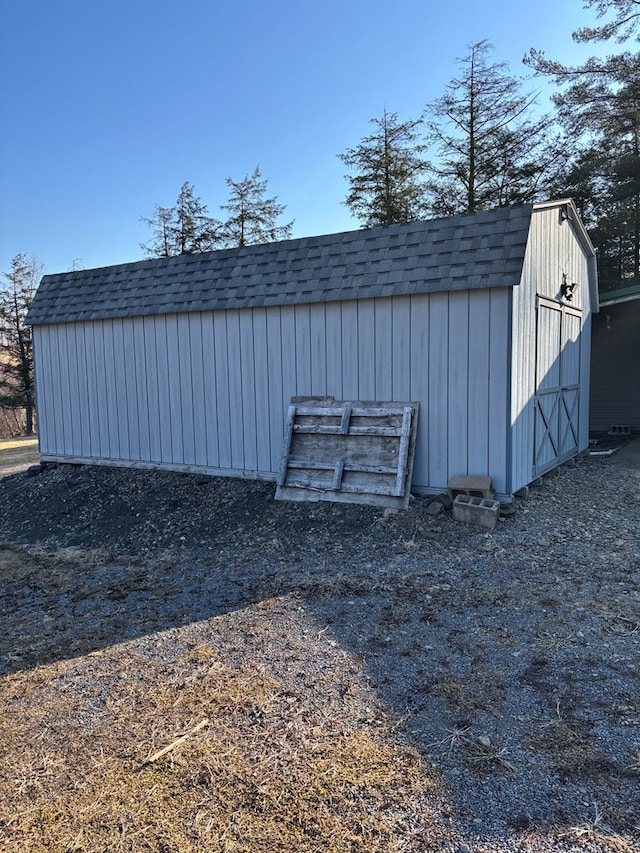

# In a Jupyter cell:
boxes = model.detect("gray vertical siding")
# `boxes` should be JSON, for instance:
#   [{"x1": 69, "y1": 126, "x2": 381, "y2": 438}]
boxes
[
  {"x1": 488, "y1": 289, "x2": 512, "y2": 488},
  {"x1": 510, "y1": 206, "x2": 595, "y2": 492},
  {"x1": 34, "y1": 289, "x2": 512, "y2": 494}
]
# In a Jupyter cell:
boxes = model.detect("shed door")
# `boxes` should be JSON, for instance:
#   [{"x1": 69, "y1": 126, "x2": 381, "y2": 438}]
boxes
[{"x1": 534, "y1": 298, "x2": 582, "y2": 476}]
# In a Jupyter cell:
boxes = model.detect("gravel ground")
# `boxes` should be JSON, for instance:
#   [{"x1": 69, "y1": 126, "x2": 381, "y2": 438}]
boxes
[{"x1": 0, "y1": 450, "x2": 639, "y2": 852}]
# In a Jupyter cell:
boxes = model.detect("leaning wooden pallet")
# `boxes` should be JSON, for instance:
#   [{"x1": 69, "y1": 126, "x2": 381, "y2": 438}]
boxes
[{"x1": 276, "y1": 398, "x2": 419, "y2": 509}]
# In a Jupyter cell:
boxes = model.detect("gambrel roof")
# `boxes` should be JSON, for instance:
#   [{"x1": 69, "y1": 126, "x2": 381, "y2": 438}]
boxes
[{"x1": 27, "y1": 204, "x2": 536, "y2": 325}]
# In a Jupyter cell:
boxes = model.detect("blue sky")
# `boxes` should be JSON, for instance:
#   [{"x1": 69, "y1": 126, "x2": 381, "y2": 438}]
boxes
[{"x1": 1, "y1": 0, "x2": 611, "y2": 277}]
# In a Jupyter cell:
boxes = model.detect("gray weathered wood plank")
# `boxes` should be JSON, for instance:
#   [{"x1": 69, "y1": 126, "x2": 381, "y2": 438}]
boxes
[
  {"x1": 277, "y1": 405, "x2": 297, "y2": 486},
  {"x1": 394, "y1": 406, "x2": 413, "y2": 495},
  {"x1": 287, "y1": 459, "x2": 398, "y2": 475},
  {"x1": 331, "y1": 460, "x2": 344, "y2": 490},
  {"x1": 293, "y1": 424, "x2": 404, "y2": 437}
]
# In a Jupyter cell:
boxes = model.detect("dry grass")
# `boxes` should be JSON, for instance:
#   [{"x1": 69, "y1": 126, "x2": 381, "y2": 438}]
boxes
[
  {"x1": 429, "y1": 727, "x2": 514, "y2": 773},
  {"x1": 0, "y1": 437, "x2": 38, "y2": 451},
  {"x1": 0, "y1": 437, "x2": 39, "y2": 476},
  {"x1": 555, "y1": 802, "x2": 636, "y2": 853},
  {"x1": 526, "y1": 703, "x2": 616, "y2": 782},
  {"x1": 0, "y1": 634, "x2": 447, "y2": 853}
]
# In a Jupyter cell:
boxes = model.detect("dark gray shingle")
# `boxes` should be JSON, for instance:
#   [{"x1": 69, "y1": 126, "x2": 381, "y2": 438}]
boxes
[{"x1": 27, "y1": 205, "x2": 533, "y2": 325}]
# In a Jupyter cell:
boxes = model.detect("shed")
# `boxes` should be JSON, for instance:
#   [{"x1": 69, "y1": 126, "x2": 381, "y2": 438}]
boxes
[{"x1": 27, "y1": 199, "x2": 598, "y2": 501}]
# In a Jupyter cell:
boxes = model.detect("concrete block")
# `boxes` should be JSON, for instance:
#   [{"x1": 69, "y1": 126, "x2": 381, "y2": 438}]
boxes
[
  {"x1": 608, "y1": 425, "x2": 630, "y2": 436},
  {"x1": 447, "y1": 474, "x2": 494, "y2": 500},
  {"x1": 452, "y1": 494, "x2": 500, "y2": 529}
]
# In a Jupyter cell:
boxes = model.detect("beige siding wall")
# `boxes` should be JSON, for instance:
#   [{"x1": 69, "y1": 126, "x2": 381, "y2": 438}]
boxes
[{"x1": 34, "y1": 288, "x2": 513, "y2": 495}]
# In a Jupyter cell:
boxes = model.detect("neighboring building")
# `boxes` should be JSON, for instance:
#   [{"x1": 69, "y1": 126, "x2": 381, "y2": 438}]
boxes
[
  {"x1": 590, "y1": 286, "x2": 640, "y2": 435},
  {"x1": 26, "y1": 199, "x2": 598, "y2": 501}
]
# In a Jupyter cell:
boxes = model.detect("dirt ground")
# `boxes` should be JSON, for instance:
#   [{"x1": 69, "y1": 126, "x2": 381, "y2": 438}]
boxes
[{"x1": 0, "y1": 449, "x2": 639, "y2": 852}]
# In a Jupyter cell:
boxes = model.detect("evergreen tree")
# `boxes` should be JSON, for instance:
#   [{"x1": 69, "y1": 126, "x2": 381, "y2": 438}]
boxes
[
  {"x1": 140, "y1": 204, "x2": 175, "y2": 258},
  {"x1": 526, "y1": 2, "x2": 640, "y2": 290},
  {"x1": 554, "y1": 58, "x2": 640, "y2": 288},
  {"x1": 573, "y1": 0, "x2": 640, "y2": 44},
  {"x1": 339, "y1": 110, "x2": 428, "y2": 226},
  {"x1": 141, "y1": 182, "x2": 220, "y2": 257},
  {"x1": 219, "y1": 166, "x2": 293, "y2": 248},
  {"x1": 424, "y1": 41, "x2": 557, "y2": 215},
  {"x1": 0, "y1": 254, "x2": 42, "y2": 435}
]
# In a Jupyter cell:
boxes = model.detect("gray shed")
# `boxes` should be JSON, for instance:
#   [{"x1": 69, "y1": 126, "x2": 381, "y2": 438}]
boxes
[{"x1": 27, "y1": 199, "x2": 598, "y2": 501}]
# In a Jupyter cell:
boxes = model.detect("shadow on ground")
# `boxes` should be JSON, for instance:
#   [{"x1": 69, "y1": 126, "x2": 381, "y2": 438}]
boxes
[{"x1": 1, "y1": 461, "x2": 639, "y2": 847}]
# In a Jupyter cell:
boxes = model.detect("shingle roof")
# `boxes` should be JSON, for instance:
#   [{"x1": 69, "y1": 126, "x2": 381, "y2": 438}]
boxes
[{"x1": 27, "y1": 204, "x2": 534, "y2": 325}]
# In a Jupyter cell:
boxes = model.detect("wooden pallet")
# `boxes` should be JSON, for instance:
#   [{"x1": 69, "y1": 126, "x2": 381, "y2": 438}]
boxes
[{"x1": 275, "y1": 398, "x2": 419, "y2": 509}]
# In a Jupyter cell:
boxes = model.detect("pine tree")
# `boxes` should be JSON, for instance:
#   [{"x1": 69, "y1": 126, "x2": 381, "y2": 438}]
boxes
[
  {"x1": 553, "y1": 58, "x2": 640, "y2": 288},
  {"x1": 572, "y1": 0, "x2": 640, "y2": 44},
  {"x1": 0, "y1": 254, "x2": 42, "y2": 435},
  {"x1": 141, "y1": 182, "x2": 220, "y2": 257},
  {"x1": 140, "y1": 204, "x2": 175, "y2": 258},
  {"x1": 339, "y1": 110, "x2": 428, "y2": 227},
  {"x1": 526, "y1": 2, "x2": 640, "y2": 290},
  {"x1": 219, "y1": 166, "x2": 293, "y2": 248},
  {"x1": 424, "y1": 41, "x2": 556, "y2": 215}
]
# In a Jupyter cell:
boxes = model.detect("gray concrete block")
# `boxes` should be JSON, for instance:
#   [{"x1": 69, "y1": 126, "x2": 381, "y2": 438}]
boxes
[
  {"x1": 447, "y1": 474, "x2": 494, "y2": 500},
  {"x1": 452, "y1": 494, "x2": 500, "y2": 529},
  {"x1": 608, "y1": 425, "x2": 630, "y2": 436}
]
